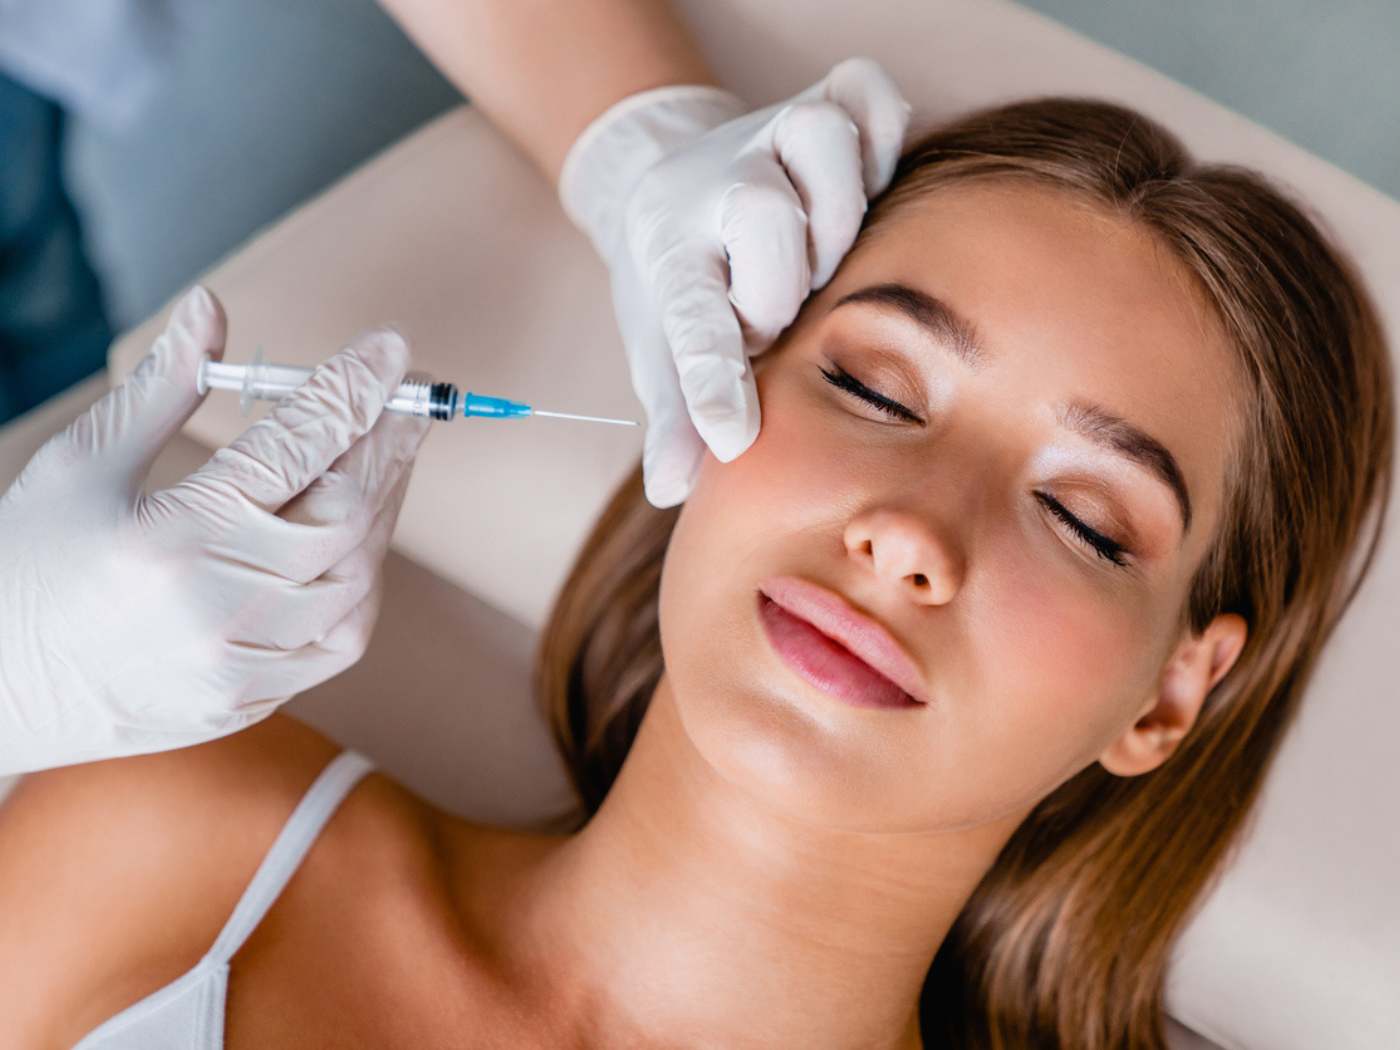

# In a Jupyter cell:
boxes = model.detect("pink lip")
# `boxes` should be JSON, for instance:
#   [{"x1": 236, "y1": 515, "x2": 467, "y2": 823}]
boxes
[{"x1": 756, "y1": 575, "x2": 931, "y2": 709}]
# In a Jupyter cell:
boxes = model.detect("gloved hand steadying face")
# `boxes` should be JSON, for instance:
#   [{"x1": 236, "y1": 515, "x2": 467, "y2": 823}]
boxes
[
  {"x1": 559, "y1": 56, "x2": 911, "y2": 507},
  {"x1": 0, "y1": 286, "x2": 429, "y2": 774}
]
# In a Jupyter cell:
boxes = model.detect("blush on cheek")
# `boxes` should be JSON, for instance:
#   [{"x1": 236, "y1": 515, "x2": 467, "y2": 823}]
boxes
[
  {"x1": 981, "y1": 551, "x2": 1146, "y2": 765},
  {"x1": 697, "y1": 387, "x2": 837, "y2": 511}
]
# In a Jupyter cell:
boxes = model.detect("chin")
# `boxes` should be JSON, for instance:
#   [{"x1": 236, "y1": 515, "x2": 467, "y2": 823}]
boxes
[{"x1": 658, "y1": 631, "x2": 944, "y2": 834}]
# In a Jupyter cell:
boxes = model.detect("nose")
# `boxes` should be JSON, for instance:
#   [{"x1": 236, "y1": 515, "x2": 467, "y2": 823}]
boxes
[{"x1": 843, "y1": 507, "x2": 963, "y2": 606}]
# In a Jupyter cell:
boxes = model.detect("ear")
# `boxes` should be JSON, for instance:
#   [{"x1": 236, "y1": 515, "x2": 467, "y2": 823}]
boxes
[{"x1": 1099, "y1": 612, "x2": 1248, "y2": 777}]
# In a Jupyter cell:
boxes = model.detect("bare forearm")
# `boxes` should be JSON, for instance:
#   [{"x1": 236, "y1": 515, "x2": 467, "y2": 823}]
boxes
[{"x1": 378, "y1": 0, "x2": 719, "y2": 182}]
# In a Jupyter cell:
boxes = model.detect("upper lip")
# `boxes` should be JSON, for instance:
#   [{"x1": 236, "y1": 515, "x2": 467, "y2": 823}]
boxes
[{"x1": 757, "y1": 575, "x2": 931, "y2": 704}]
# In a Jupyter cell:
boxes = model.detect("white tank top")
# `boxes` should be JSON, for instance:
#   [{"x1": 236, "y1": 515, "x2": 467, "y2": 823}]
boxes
[{"x1": 70, "y1": 749, "x2": 375, "y2": 1049}]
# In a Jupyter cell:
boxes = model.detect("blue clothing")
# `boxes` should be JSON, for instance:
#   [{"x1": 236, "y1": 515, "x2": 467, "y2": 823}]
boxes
[{"x1": 0, "y1": 72, "x2": 112, "y2": 424}]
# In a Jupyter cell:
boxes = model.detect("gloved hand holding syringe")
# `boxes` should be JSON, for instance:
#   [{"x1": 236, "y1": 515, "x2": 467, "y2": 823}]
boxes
[
  {"x1": 0, "y1": 287, "x2": 506, "y2": 775},
  {"x1": 198, "y1": 348, "x2": 639, "y2": 428}
]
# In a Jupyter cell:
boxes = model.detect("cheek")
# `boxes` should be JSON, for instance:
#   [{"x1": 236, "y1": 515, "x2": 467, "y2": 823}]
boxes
[
  {"x1": 667, "y1": 365, "x2": 862, "y2": 597},
  {"x1": 698, "y1": 368, "x2": 853, "y2": 513},
  {"x1": 956, "y1": 534, "x2": 1161, "y2": 805},
  {"x1": 660, "y1": 372, "x2": 840, "y2": 662},
  {"x1": 989, "y1": 556, "x2": 1137, "y2": 692}
]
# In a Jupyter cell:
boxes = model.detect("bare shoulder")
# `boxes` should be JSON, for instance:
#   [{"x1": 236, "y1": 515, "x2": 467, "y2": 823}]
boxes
[{"x1": 0, "y1": 713, "x2": 406, "y2": 1047}]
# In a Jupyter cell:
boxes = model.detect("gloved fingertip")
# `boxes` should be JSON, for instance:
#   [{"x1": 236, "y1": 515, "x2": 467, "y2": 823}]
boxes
[
  {"x1": 690, "y1": 373, "x2": 760, "y2": 462},
  {"x1": 343, "y1": 325, "x2": 412, "y2": 395},
  {"x1": 190, "y1": 283, "x2": 217, "y2": 316},
  {"x1": 172, "y1": 284, "x2": 222, "y2": 331},
  {"x1": 171, "y1": 283, "x2": 206, "y2": 321},
  {"x1": 644, "y1": 472, "x2": 689, "y2": 509},
  {"x1": 707, "y1": 418, "x2": 759, "y2": 463},
  {"x1": 145, "y1": 287, "x2": 225, "y2": 392},
  {"x1": 642, "y1": 427, "x2": 704, "y2": 508},
  {"x1": 693, "y1": 412, "x2": 742, "y2": 464},
  {"x1": 810, "y1": 260, "x2": 837, "y2": 291},
  {"x1": 827, "y1": 55, "x2": 870, "y2": 87},
  {"x1": 371, "y1": 325, "x2": 411, "y2": 366}
]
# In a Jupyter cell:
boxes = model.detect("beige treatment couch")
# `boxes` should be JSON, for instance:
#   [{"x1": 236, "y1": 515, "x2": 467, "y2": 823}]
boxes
[{"x1": 3, "y1": 2, "x2": 1397, "y2": 1047}]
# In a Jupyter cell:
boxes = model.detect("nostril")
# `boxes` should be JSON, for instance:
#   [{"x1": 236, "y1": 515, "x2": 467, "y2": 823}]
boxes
[{"x1": 911, "y1": 573, "x2": 928, "y2": 588}]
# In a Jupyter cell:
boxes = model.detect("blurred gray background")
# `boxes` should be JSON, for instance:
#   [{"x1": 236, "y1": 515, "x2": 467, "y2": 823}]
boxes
[
  {"x1": 64, "y1": 0, "x2": 461, "y2": 332},
  {"x1": 1018, "y1": 0, "x2": 1399, "y2": 202},
  {"x1": 2, "y1": 0, "x2": 1396, "y2": 423}
]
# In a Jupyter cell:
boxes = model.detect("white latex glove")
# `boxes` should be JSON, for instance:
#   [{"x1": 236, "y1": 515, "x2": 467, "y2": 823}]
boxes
[
  {"x1": 559, "y1": 56, "x2": 911, "y2": 507},
  {"x1": 0, "y1": 286, "x2": 430, "y2": 774}
]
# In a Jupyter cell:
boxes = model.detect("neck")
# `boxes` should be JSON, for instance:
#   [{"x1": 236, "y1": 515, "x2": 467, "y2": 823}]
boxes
[{"x1": 500, "y1": 676, "x2": 1022, "y2": 1049}]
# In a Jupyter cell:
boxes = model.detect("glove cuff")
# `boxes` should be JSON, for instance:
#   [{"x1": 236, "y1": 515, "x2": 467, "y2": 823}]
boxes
[{"x1": 558, "y1": 83, "x2": 747, "y2": 259}]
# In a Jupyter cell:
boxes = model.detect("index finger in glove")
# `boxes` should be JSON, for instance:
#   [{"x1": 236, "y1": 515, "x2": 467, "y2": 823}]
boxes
[
  {"x1": 226, "y1": 406, "x2": 425, "y2": 586},
  {"x1": 269, "y1": 407, "x2": 429, "y2": 583},
  {"x1": 766, "y1": 99, "x2": 867, "y2": 291},
  {"x1": 652, "y1": 244, "x2": 760, "y2": 464},
  {"x1": 718, "y1": 169, "x2": 811, "y2": 347},
  {"x1": 626, "y1": 315, "x2": 708, "y2": 507},
  {"x1": 243, "y1": 464, "x2": 414, "y2": 698},
  {"x1": 803, "y1": 56, "x2": 912, "y2": 197},
  {"x1": 294, "y1": 459, "x2": 415, "y2": 667},
  {"x1": 185, "y1": 326, "x2": 411, "y2": 513},
  {"x1": 232, "y1": 457, "x2": 416, "y2": 652}
]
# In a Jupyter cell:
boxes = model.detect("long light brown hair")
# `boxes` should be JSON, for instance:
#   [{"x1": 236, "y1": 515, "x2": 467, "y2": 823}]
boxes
[{"x1": 534, "y1": 98, "x2": 1395, "y2": 1048}]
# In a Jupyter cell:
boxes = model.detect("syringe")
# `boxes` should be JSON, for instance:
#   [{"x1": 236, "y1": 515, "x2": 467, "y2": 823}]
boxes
[{"x1": 195, "y1": 349, "x2": 638, "y2": 427}]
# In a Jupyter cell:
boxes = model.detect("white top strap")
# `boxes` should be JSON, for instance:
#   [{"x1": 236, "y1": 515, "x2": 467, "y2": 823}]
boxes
[{"x1": 206, "y1": 749, "x2": 375, "y2": 964}]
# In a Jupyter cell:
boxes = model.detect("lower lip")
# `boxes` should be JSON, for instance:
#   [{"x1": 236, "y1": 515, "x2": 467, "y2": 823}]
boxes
[{"x1": 757, "y1": 592, "x2": 922, "y2": 710}]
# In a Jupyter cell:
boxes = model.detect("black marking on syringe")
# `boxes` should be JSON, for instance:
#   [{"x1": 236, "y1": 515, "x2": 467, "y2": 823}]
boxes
[{"x1": 429, "y1": 382, "x2": 459, "y2": 421}]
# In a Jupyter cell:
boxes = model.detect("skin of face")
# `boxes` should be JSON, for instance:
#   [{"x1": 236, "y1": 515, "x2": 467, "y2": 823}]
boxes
[{"x1": 656, "y1": 178, "x2": 1249, "y2": 835}]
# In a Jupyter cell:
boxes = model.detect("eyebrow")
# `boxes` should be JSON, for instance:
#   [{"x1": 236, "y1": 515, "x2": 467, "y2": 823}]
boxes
[
  {"x1": 829, "y1": 282, "x2": 1194, "y2": 535},
  {"x1": 833, "y1": 283, "x2": 987, "y2": 370},
  {"x1": 1057, "y1": 401, "x2": 1193, "y2": 534}
]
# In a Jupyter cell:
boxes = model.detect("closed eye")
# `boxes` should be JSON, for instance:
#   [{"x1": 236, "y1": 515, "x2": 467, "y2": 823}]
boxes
[
  {"x1": 819, "y1": 364, "x2": 924, "y2": 424},
  {"x1": 820, "y1": 362, "x2": 1131, "y2": 569},
  {"x1": 1034, "y1": 491, "x2": 1130, "y2": 567}
]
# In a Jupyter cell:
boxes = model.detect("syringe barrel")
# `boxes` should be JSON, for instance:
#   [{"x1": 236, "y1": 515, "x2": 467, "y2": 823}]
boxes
[
  {"x1": 198, "y1": 359, "x2": 313, "y2": 399},
  {"x1": 196, "y1": 356, "x2": 460, "y2": 420}
]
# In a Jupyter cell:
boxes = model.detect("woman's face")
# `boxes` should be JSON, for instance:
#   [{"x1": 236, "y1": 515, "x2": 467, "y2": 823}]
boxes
[{"x1": 657, "y1": 179, "x2": 1243, "y2": 833}]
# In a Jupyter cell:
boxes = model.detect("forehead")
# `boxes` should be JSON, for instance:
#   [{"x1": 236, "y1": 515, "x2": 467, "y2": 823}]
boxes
[{"x1": 828, "y1": 178, "x2": 1242, "y2": 547}]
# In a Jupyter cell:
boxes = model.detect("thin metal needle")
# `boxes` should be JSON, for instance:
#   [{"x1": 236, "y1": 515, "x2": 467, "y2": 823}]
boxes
[{"x1": 531, "y1": 408, "x2": 639, "y2": 427}]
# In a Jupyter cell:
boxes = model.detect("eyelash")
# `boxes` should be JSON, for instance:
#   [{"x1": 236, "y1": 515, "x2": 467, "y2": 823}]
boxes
[
  {"x1": 819, "y1": 363, "x2": 923, "y2": 423},
  {"x1": 1033, "y1": 492, "x2": 1130, "y2": 567},
  {"x1": 818, "y1": 362, "x2": 1131, "y2": 568}
]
